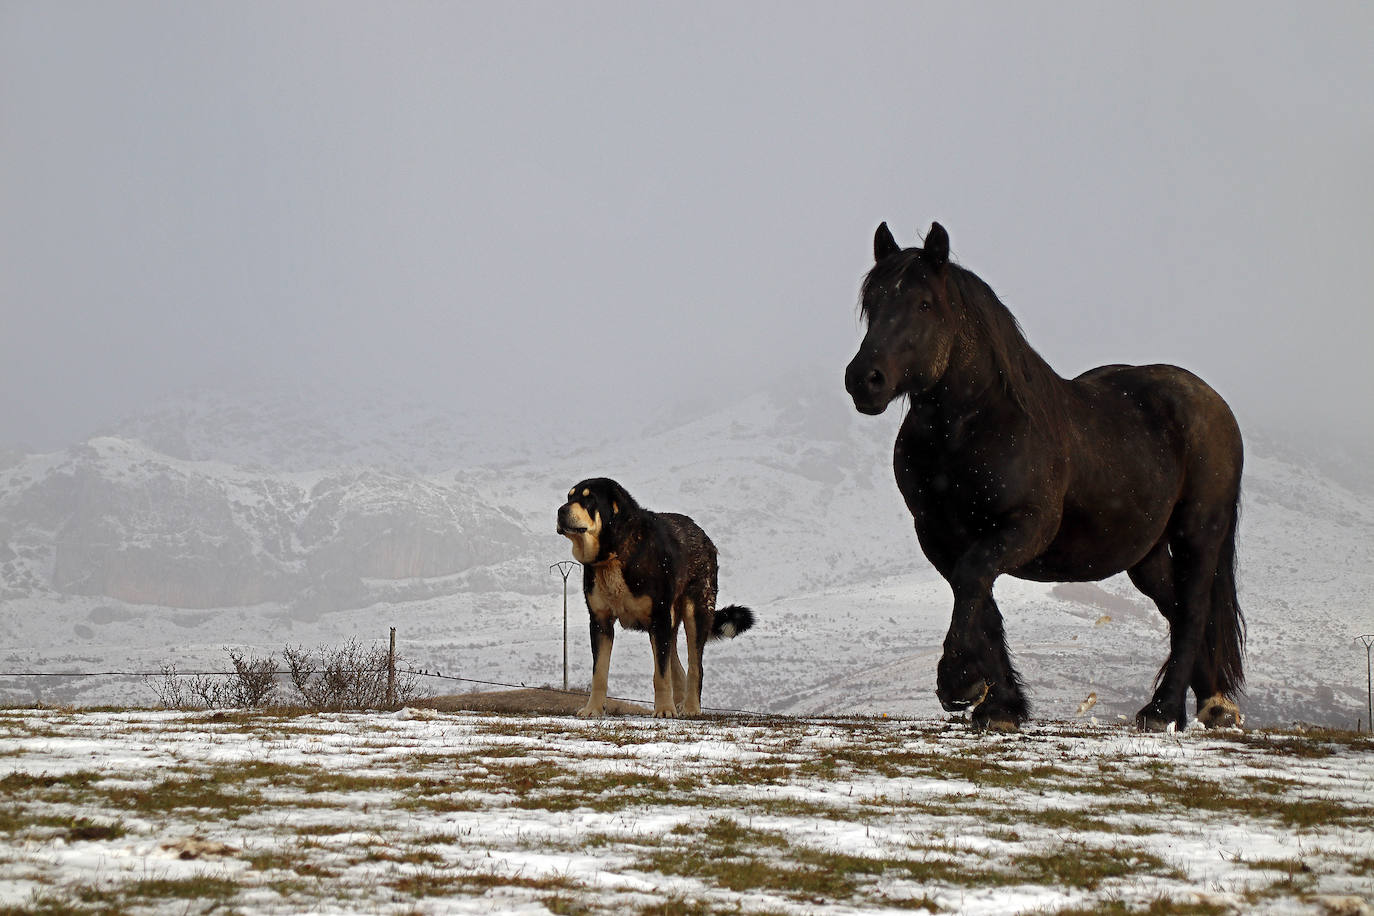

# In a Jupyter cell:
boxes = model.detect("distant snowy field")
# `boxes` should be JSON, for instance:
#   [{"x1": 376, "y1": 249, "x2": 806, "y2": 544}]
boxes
[
  {"x1": 1, "y1": 708, "x2": 1371, "y2": 914},
  {"x1": 2, "y1": 379, "x2": 1372, "y2": 728}
]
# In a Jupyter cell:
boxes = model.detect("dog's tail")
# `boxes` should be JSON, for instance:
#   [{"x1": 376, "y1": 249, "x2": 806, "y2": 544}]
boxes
[{"x1": 710, "y1": 605, "x2": 754, "y2": 640}]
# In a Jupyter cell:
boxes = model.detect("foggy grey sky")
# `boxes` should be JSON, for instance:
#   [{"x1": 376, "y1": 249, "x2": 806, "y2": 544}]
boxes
[{"x1": 3, "y1": 2, "x2": 1372, "y2": 452}]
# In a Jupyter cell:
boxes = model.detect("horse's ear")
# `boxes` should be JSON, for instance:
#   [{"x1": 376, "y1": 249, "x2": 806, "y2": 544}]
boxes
[
  {"x1": 873, "y1": 222, "x2": 900, "y2": 262},
  {"x1": 922, "y1": 222, "x2": 949, "y2": 270}
]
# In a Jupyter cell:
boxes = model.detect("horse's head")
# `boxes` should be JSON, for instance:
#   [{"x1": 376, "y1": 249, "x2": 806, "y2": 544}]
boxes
[{"x1": 845, "y1": 221, "x2": 957, "y2": 415}]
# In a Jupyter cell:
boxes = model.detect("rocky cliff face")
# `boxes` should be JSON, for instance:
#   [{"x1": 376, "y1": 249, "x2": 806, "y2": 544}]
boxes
[{"x1": 0, "y1": 437, "x2": 529, "y2": 612}]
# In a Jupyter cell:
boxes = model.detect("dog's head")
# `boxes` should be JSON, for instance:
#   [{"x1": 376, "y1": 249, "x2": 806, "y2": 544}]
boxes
[{"x1": 557, "y1": 478, "x2": 635, "y2": 564}]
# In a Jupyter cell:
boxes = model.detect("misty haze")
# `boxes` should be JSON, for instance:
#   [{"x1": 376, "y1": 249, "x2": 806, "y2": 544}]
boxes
[{"x1": 2, "y1": 4, "x2": 1372, "y2": 730}]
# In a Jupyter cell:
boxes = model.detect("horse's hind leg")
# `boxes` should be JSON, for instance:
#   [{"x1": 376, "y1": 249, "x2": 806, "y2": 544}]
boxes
[
  {"x1": 1133, "y1": 517, "x2": 1228, "y2": 732},
  {"x1": 1130, "y1": 532, "x2": 1241, "y2": 730}
]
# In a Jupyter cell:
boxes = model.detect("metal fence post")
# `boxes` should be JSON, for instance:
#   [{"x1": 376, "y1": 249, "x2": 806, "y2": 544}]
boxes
[{"x1": 551, "y1": 562, "x2": 578, "y2": 691}]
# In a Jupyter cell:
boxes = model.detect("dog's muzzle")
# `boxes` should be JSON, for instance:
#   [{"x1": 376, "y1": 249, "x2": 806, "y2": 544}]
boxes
[{"x1": 556, "y1": 505, "x2": 586, "y2": 536}]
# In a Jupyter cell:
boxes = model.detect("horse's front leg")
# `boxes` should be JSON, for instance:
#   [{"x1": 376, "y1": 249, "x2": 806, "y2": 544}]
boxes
[{"x1": 938, "y1": 516, "x2": 1046, "y2": 730}]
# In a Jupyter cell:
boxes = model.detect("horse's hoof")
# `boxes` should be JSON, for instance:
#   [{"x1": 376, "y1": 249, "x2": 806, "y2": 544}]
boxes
[
  {"x1": 1198, "y1": 695, "x2": 1242, "y2": 729},
  {"x1": 937, "y1": 679, "x2": 988, "y2": 712},
  {"x1": 1135, "y1": 714, "x2": 1170, "y2": 732},
  {"x1": 1134, "y1": 706, "x2": 1182, "y2": 732},
  {"x1": 973, "y1": 714, "x2": 1020, "y2": 733}
]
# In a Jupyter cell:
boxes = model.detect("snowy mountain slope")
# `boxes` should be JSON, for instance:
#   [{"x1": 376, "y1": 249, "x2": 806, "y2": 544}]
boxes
[{"x1": 1, "y1": 376, "x2": 1371, "y2": 727}]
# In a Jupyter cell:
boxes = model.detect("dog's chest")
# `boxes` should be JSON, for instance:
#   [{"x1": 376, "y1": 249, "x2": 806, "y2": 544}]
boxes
[{"x1": 587, "y1": 560, "x2": 654, "y2": 629}]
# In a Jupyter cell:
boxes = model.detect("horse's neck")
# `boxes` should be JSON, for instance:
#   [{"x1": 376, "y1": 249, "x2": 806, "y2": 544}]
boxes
[
  {"x1": 910, "y1": 325, "x2": 1063, "y2": 441},
  {"x1": 936, "y1": 329, "x2": 1013, "y2": 412}
]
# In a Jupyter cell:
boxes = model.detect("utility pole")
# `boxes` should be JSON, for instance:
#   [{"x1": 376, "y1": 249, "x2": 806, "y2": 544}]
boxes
[
  {"x1": 1357, "y1": 635, "x2": 1374, "y2": 733},
  {"x1": 551, "y1": 562, "x2": 578, "y2": 691}
]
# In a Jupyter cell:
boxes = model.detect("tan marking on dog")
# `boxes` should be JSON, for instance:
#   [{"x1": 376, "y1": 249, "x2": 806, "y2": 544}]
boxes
[
  {"x1": 650, "y1": 638, "x2": 675, "y2": 717},
  {"x1": 680, "y1": 598, "x2": 702, "y2": 716},
  {"x1": 576, "y1": 630, "x2": 615, "y2": 718},
  {"x1": 582, "y1": 488, "x2": 589, "y2": 497},
  {"x1": 669, "y1": 642, "x2": 687, "y2": 712},
  {"x1": 1198, "y1": 694, "x2": 1243, "y2": 729},
  {"x1": 561, "y1": 503, "x2": 602, "y2": 564},
  {"x1": 587, "y1": 558, "x2": 653, "y2": 629}
]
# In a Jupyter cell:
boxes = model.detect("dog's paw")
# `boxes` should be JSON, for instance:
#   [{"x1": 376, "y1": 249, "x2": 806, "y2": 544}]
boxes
[
  {"x1": 575, "y1": 703, "x2": 605, "y2": 719},
  {"x1": 652, "y1": 705, "x2": 677, "y2": 719}
]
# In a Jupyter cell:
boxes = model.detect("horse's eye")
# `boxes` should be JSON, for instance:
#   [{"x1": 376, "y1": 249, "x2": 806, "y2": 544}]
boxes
[{"x1": 920, "y1": 300, "x2": 933, "y2": 311}]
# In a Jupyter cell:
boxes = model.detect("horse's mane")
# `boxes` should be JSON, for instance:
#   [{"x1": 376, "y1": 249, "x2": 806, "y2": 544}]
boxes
[{"x1": 864, "y1": 252, "x2": 1068, "y2": 435}]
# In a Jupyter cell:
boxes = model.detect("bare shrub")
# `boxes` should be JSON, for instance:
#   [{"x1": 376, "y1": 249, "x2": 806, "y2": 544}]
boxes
[
  {"x1": 151, "y1": 641, "x2": 421, "y2": 712},
  {"x1": 149, "y1": 651, "x2": 279, "y2": 710},
  {"x1": 150, "y1": 664, "x2": 187, "y2": 709},
  {"x1": 283, "y1": 638, "x2": 420, "y2": 711},
  {"x1": 187, "y1": 674, "x2": 227, "y2": 709},
  {"x1": 225, "y1": 649, "x2": 279, "y2": 707}
]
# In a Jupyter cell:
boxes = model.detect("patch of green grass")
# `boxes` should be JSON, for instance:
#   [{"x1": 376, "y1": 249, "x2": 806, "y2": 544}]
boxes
[
  {"x1": 60, "y1": 816, "x2": 126, "y2": 842},
  {"x1": 123, "y1": 875, "x2": 240, "y2": 902},
  {"x1": 1067, "y1": 768, "x2": 1372, "y2": 828},
  {"x1": 1050, "y1": 897, "x2": 1231, "y2": 915},
  {"x1": 0, "y1": 770, "x2": 104, "y2": 795},
  {"x1": 358, "y1": 845, "x2": 445, "y2": 867},
  {"x1": 387, "y1": 867, "x2": 579, "y2": 898},
  {"x1": 94, "y1": 775, "x2": 266, "y2": 820},
  {"x1": 1009, "y1": 842, "x2": 1183, "y2": 890},
  {"x1": 543, "y1": 894, "x2": 602, "y2": 915},
  {"x1": 999, "y1": 805, "x2": 1123, "y2": 833},
  {"x1": 0, "y1": 890, "x2": 115, "y2": 916},
  {"x1": 645, "y1": 816, "x2": 981, "y2": 901},
  {"x1": 246, "y1": 841, "x2": 348, "y2": 879},
  {"x1": 1240, "y1": 856, "x2": 1311, "y2": 875},
  {"x1": 291, "y1": 821, "x2": 365, "y2": 836}
]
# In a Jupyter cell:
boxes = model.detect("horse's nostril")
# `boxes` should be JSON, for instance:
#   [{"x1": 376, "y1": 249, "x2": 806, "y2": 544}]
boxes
[{"x1": 865, "y1": 369, "x2": 885, "y2": 392}]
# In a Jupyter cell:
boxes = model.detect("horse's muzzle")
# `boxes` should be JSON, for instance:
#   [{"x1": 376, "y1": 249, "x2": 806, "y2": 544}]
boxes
[{"x1": 844, "y1": 360, "x2": 891, "y2": 415}]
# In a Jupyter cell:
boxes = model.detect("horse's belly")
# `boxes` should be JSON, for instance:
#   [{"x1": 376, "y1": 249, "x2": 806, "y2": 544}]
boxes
[{"x1": 1015, "y1": 515, "x2": 1166, "y2": 582}]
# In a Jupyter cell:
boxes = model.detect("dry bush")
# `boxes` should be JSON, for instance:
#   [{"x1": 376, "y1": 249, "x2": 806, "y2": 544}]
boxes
[
  {"x1": 150, "y1": 665, "x2": 187, "y2": 708},
  {"x1": 283, "y1": 638, "x2": 420, "y2": 711},
  {"x1": 226, "y1": 649, "x2": 279, "y2": 707},
  {"x1": 151, "y1": 641, "x2": 420, "y2": 711}
]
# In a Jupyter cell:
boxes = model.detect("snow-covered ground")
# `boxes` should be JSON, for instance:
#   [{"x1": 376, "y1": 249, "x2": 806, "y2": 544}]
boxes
[{"x1": 1, "y1": 708, "x2": 1371, "y2": 914}]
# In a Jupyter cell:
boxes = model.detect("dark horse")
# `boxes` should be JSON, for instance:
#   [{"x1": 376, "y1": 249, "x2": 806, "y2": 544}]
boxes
[{"x1": 844, "y1": 221, "x2": 1245, "y2": 732}]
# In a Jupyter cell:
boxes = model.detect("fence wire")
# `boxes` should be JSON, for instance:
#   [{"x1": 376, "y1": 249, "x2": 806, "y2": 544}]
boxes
[{"x1": 0, "y1": 665, "x2": 786, "y2": 719}]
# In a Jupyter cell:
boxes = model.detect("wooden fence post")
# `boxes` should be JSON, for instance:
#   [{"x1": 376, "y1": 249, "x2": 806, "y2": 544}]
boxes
[{"x1": 387, "y1": 627, "x2": 397, "y2": 708}]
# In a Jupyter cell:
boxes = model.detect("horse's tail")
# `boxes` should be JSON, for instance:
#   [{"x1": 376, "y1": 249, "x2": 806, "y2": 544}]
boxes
[
  {"x1": 711, "y1": 605, "x2": 754, "y2": 640},
  {"x1": 1208, "y1": 495, "x2": 1246, "y2": 699}
]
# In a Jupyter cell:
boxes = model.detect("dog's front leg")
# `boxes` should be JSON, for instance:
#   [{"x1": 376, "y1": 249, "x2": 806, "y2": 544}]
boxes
[
  {"x1": 669, "y1": 640, "x2": 687, "y2": 713},
  {"x1": 649, "y1": 604, "x2": 677, "y2": 718},
  {"x1": 681, "y1": 598, "x2": 705, "y2": 717},
  {"x1": 577, "y1": 616, "x2": 614, "y2": 718}
]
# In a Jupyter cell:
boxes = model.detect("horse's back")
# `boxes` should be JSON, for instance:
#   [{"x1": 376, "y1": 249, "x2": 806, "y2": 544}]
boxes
[
  {"x1": 1072, "y1": 364, "x2": 1241, "y2": 456},
  {"x1": 1013, "y1": 363, "x2": 1244, "y2": 580},
  {"x1": 1069, "y1": 362, "x2": 1243, "y2": 505}
]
